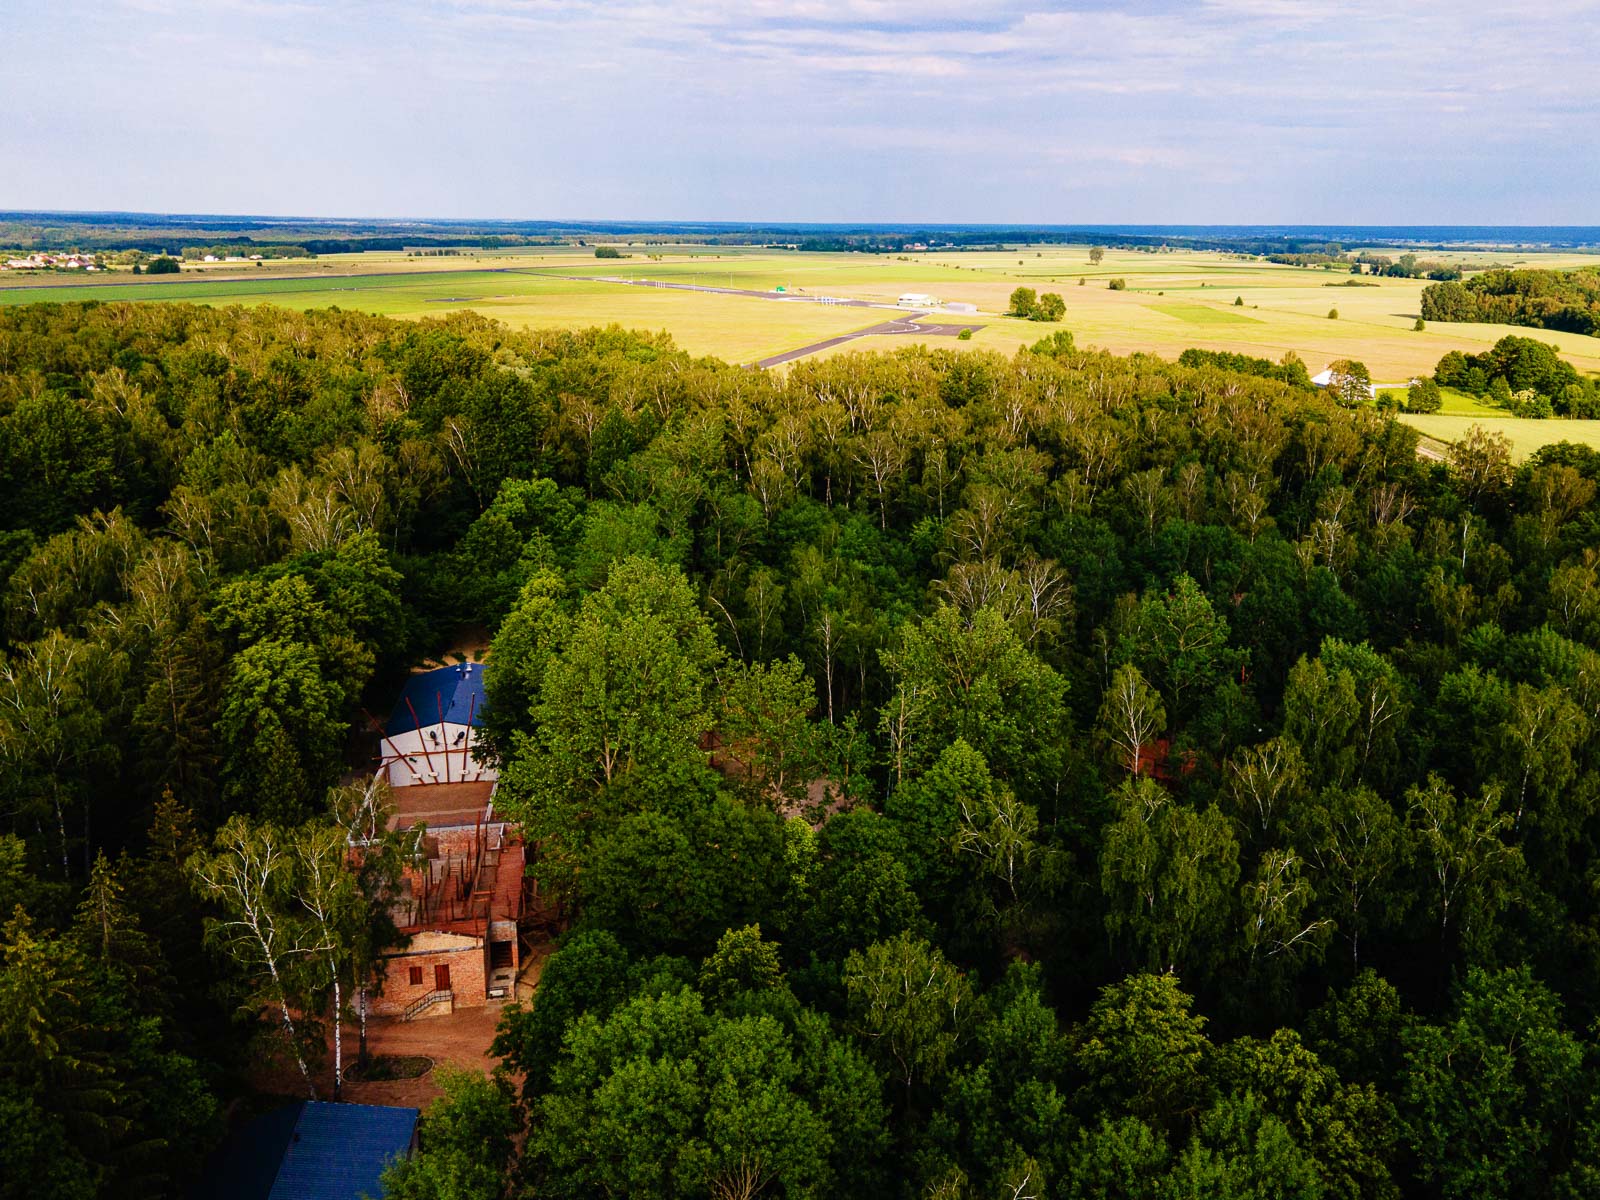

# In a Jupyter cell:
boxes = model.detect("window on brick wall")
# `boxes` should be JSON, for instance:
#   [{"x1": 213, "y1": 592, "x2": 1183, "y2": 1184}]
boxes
[{"x1": 409, "y1": 966, "x2": 423, "y2": 986}]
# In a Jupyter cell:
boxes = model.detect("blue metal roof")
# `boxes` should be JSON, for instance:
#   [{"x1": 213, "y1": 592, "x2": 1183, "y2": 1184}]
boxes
[
  {"x1": 384, "y1": 664, "x2": 488, "y2": 736},
  {"x1": 191, "y1": 1102, "x2": 302, "y2": 1200},
  {"x1": 265, "y1": 1102, "x2": 418, "y2": 1200}
]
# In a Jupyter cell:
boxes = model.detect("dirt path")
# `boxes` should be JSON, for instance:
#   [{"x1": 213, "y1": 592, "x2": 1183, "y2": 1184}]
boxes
[
  {"x1": 342, "y1": 1004, "x2": 508, "y2": 1109},
  {"x1": 246, "y1": 1003, "x2": 509, "y2": 1111}
]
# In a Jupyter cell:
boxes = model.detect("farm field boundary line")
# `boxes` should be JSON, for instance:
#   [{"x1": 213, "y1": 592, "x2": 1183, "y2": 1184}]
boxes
[{"x1": 1398, "y1": 412, "x2": 1600, "y2": 461}]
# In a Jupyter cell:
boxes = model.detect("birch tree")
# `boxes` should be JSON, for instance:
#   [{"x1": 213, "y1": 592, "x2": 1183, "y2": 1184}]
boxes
[
  {"x1": 1407, "y1": 775, "x2": 1522, "y2": 955},
  {"x1": 1241, "y1": 848, "x2": 1334, "y2": 970},
  {"x1": 189, "y1": 816, "x2": 323, "y2": 1097},
  {"x1": 1099, "y1": 778, "x2": 1241, "y2": 975},
  {"x1": 292, "y1": 823, "x2": 366, "y2": 1101},
  {"x1": 1223, "y1": 737, "x2": 1307, "y2": 845},
  {"x1": 1291, "y1": 785, "x2": 1405, "y2": 968},
  {"x1": 0, "y1": 633, "x2": 124, "y2": 877},
  {"x1": 954, "y1": 784, "x2": 1039, "y2": 905},
  {"x1": 844, "y1": 931, "x2": 972, "y2": 1105},
  {"x1": 328, "y1": 776, "x2": 417, "y2": 1068},
  {"x1": 1095, "y1": 663, "x2": 1166, "y2": 778}
]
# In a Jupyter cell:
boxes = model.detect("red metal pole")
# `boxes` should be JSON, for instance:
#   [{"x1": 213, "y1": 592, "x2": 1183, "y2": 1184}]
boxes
[
  {"x1": 360, "y1": 708, "x2": 425, "y2": 783},
  {"x1": 404, "y1": 695, "x2": 438, "y2": 774},
  {"x1": 436, "y1": 690, "x2": 450, "y2": 782},
  {"x1": 461, "y1": 691, "x2": 477, "y2": 778}
]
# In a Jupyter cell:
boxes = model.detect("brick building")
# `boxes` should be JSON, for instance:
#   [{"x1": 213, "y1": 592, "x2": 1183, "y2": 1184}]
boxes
[
  {"x1": 363, "y1": 663, "x2": 564, "y2": 1020},
  {"x1": 368, "y1": 781, "x2": 527, "y2": 1019}
]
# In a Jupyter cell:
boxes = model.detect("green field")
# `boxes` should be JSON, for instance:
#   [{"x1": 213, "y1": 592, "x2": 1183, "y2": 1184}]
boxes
[
  {"x1": 1147, "y1": 301, "x2": 1262, "y2": 326},
  {"x1": 6, "y1": 243, "x2": 1600, "y2": 437},
  {"x1": 1372, "y1": 382, "x2": 1600, "y2": 463},
  {"x1": 1397, "y1": 413, "x2": 1600, "y2": 461},
  {"x1": 1376, "y1": 386, "x2": 1505, "y2": 417}
]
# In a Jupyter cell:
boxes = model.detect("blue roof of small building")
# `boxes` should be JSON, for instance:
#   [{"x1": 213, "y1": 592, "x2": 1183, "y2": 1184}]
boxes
[
  {"x1": 191, "y1": 1102, "x2": 302, "y2": 1200},
  {"x1": 384, "y1": 663, "x2": 488, "y2": 736},
  {"x1": 191, "y1": 1102, "x2": 418, "y2": 1200},
  {"x1": 266, "y1": 1102, "x2": 419, "y2": 1200}
]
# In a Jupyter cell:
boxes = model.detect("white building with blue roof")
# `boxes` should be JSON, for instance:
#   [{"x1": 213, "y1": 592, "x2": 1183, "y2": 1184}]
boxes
[{"x1": 378, "y1": 663, "x2": 495, "y2": 788}]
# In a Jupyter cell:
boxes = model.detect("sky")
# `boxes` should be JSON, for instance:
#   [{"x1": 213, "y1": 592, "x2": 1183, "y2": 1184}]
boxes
[{"x1": 2, "y1": 0, "x2": 1598, "y2": 224}]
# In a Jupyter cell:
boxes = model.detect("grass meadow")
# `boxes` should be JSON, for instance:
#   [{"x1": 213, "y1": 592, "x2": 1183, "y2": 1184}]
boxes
[{"x1": 1397, "y1": 413, "x2": 1600, "y2": 461}]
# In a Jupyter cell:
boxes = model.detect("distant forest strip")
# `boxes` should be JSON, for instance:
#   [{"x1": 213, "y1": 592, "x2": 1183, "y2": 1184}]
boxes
[
  {"x1": 1422, "y1": 266, "x2": 1600, "y2": 336},
  {"x1": 10, "y1": 301, "x2": 1600, "y2": 1196},
  {"x1": 6, "y1": 211, "x2": 1600, "y2": 256}
]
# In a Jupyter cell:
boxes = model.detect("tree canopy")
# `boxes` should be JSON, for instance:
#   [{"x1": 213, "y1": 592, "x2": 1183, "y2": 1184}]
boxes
[{"x1": 4, "y1": 298, "x2": 1600, "y2": 1196}]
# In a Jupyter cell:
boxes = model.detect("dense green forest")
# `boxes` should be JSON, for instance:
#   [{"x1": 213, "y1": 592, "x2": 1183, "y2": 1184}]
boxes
[
  {"x1": 5, "y1": 300, "x2": 1600, "y2": 1198},
  {"x1": 1422, "y1": 266, "x2": 1600, "y2": 335}
]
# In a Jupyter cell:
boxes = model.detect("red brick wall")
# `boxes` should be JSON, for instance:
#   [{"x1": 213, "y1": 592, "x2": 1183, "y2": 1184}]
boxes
[
  {"x1": 370, "y1": 941, "x2": 489, "y2": 1016},
  {"x1": 433, "y1": 826, "x2": 483, "y2": 856}
]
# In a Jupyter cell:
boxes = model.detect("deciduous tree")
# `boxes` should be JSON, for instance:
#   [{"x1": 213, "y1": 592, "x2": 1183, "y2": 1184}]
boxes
[
  {"x1": 1100, "y1": 779, "x2": 1240, "y2": 975},
  {"x1": 844, "y1": 931, "x2": 972, "y2": 1103}
]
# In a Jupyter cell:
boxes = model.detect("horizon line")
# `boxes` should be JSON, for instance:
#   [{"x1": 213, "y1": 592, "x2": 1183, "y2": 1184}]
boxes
[{"x1": 5, "y1": 210, "x2": 1600, "y2": 235}]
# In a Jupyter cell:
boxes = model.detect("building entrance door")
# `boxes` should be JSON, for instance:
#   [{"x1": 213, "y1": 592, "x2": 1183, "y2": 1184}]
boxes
[{"x1": 434, "y1": 963, "x2": 451, "y2": 992}]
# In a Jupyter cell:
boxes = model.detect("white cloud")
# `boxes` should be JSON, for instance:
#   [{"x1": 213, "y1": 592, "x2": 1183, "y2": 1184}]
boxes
[{"x1": 2, "y1": 0, "x2": 1597, "y2": 220}]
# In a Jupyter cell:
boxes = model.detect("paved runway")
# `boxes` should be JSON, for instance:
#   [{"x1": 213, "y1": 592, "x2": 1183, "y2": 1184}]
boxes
[{"x1": 754, "y1": 315, "x2": 986, "y2": 368}]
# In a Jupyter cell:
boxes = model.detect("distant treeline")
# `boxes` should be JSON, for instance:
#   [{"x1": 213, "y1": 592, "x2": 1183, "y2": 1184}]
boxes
[
  {"x1": 1265, "y1": 250, "x2": 1461, "y2": 280},
  {"x1": 1176, "y1": 347, "x2": 1315, "y2": 388},
  {"x1": 179, "y1": 244, "x2": 311, "y2": 260},
  {"x1": 9, "y1": 212, "x2": 1596, "y2": 259},
  {"x1": 1422, "y1": 266, "x2": 1600, "y2": 335},
  {"x1": 0, "y1": 219, "x2": 574, "y2": 257}
]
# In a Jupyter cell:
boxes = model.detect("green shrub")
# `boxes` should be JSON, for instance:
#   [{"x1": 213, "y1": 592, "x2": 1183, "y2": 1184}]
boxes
[
  {"x1": 1031, "y1": 293, "x2": 1065, "y2": 322},
  {"x1": 1406, "y1": 378, "x2": 1442, "y2": 413}
]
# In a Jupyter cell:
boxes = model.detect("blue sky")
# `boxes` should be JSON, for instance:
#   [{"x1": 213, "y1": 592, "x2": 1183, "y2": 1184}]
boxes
[{"x1": 2, "y1": 1, "x2": 1597, "y2": 223}]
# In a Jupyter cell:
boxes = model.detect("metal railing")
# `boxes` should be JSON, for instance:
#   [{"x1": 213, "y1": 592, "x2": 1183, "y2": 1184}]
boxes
[{"x1": 401, "y1": 988, "x2": 452, "y2": 1021}]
